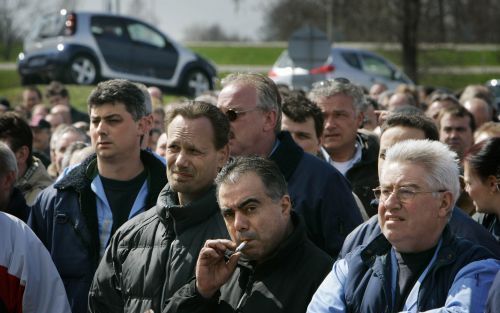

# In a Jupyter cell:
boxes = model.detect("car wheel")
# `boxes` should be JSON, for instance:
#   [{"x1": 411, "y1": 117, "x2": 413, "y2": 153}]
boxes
[
  {"x1": 183, "y1": 69, "x2": 211, "y2": 97},
  {"x1": 68, "y1": 55, "x2": 99, "y2": 85}
]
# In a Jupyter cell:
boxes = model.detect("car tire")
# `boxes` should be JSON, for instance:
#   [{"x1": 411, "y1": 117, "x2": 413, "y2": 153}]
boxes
[
  {"x1": 68, "y1": 55, "x2": 99, "y2": 85},
  {"x1": 182, "y1": 69, "x2": 211, "y2": 98}
]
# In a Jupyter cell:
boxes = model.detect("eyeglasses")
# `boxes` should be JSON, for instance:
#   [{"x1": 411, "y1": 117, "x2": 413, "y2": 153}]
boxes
[
  {"x1": 312, "y1": 77, "x2": 351, "y2": 89},
  {"x1": 224, "y1": 107, "x2": 260, "y2": 122},
  {"x1": 373, "y1": 186, "x2": 446, "y2": 204}
]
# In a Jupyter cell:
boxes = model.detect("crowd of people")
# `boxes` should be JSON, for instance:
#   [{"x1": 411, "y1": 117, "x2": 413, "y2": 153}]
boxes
[{"x1": 0, "y1": 73, "x2": 499, "y2": 313}]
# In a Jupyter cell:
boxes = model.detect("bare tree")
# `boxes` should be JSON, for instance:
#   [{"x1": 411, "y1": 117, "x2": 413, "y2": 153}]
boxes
[{"x1": 0, "y1": 0, "x2": 46, "y2": 59}]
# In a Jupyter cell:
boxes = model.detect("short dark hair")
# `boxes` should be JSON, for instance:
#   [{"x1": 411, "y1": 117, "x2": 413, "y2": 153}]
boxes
[
  {"x1": 0, "y1": 112, "x2": 33, "y2": 166},
  {"x1": 215, "y1": 156, "x2": 287, "y2": 202},
  {"x1": 25, "y1": 85, "x2": 43, "y2": 100},
  {"x1": 437, "y1": 106, "x2": 476, "y2": 132},
  {"x1": 87, "y1": 79, "x2": 146, "y2": 121},
  {"x1": 46, "y1": 81, "x2": 69, "y2": 98},
  {"x1": 380, "y1": 112, "x2": 439, "y2": 141},
  {"x1": 282, "y1": 91, "x2": 324, "y2": 138},
  {"x1": 464, "y1": 137, "x2": 500, "y2": 181},
  {"x1": 164, "y1": 101, "x2": 230, "y2": 150}
]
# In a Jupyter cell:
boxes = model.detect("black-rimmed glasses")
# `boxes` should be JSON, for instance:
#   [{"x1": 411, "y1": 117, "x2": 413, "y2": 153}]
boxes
[
  {"x1": 224, "y1": 108, "x2": 260, "y2": 122},
  {"x1": 373, "y1": 186, "x2": 447, "y2": 204}
]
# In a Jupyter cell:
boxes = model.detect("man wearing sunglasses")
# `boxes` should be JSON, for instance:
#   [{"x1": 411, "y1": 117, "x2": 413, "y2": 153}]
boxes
[
  {"x1": 217, "y1": 72, "x2": 362, "y2": 258},
  {"x1": 308, "y1": 140, "x2": 500, "y2": 313}
]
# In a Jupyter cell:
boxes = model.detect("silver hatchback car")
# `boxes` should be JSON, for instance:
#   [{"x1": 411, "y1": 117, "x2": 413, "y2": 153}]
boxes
[
  {"x1": 268, "y1": 47, "x2": 413, "y2": 91},
  {"x1": 18, "y1": 10, "x2": 217, "y2": 96}
]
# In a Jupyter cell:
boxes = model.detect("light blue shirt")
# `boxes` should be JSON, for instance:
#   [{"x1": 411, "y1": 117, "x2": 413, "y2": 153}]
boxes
[
  {"x1": 307, "y1": 244, "x2": 500, "y2": 313},
  {"x1": 91, "y1": 175, "x2": 149, "y2": 258}
]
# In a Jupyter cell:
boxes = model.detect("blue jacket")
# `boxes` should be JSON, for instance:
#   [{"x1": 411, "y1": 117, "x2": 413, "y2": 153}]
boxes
[
  {"x1": 28, "y1": 151, "x2": 166, "y2": 313},
  {"x1": 308, "y1": 227, "x2": 500, "y2": 313},
  {"x1": 270, "y1": 132, "x2": 363, "y2": 258},
  {"x1": 339, "y1": 205, "x2": 500, "y2": 259},
  {"x1": 486, "y1": 271, "x2": 500, "y2": 313}
]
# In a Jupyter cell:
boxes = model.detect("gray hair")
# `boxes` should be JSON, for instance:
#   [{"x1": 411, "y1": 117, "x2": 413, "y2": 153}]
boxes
[
  {"x1": 308, "y1": 79, "x2": 366, "y2": 114},
  {"x1": 50, "y1": 124, "x2": 89, "y2": 152},
  {"x1": 0, "y1": 142, "x2": 18, "y2": 178},
  {"x1": 215, "y1": 156, "x2": 288, "y2": 203},
  {"x1": 221, "y1": 73, "x2": 282, "y2": 133},
  {"x1": 384, "y1": 139, "x2": 460, "y2": 206}
]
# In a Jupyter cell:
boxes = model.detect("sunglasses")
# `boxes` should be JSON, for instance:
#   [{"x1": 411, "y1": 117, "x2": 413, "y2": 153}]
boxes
[
  {"x1": 312, "y1": 77, "x2": 351, "y2": 89},
  {"x1": 224, "y1": 107, "x2": 260, "y2": 122}
]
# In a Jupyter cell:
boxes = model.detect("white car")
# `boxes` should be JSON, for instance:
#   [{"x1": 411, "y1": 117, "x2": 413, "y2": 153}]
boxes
[{"x1": 268, "y1": 47, "x2": 413, "y2": 91}]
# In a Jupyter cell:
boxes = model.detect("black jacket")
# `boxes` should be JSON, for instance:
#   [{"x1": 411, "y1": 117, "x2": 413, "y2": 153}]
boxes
[
  {"x1": 270, "y1": 131, "x2": 362, "y2": 257},
  {"x1": 345, "y1": 132, "x2": 379, "y2": 216},
  {"x1": 164, "y1": 212, "x2": 333, "y2": 313},
  {"x1": 88, "y1": 185, "x2": 229, "y2": 313}
]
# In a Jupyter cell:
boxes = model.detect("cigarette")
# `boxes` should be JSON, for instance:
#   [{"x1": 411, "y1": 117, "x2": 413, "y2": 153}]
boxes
[{"x1": 235, "y1": 241, "x2": 247, "y2": 253}]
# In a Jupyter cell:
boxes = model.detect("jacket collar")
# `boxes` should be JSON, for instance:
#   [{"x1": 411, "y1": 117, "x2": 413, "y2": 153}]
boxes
[
  {"x1": 269, "y1": 131, "x2": 304, "y2": 181},
  {"x1": 55, "y1": 150, "x2": 166, "y2": 195},
  {"x1": 238, "y1": 211, "x2": 308, "y2": 274},
  {"x1": 360, "y1": 225, "x2": 456, "y2": 267},
  {"x1": 155, "y1": 184, "x2": 220, "y2": 235}
]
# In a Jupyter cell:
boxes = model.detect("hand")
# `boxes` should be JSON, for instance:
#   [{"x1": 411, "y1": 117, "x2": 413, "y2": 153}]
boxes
[{"x1": 195, "y1": 239, "x2": 241, "y2": 299}]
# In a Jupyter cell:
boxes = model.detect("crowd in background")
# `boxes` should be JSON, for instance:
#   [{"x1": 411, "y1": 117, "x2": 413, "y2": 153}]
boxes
[{"x1": 0, "y1": 74, "x2": 499, "y2": 313}]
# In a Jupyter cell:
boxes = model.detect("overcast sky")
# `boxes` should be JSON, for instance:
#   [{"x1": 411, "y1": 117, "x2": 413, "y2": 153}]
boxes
[{"x1": 72, "y1": 0, "x2": 270, "y2": 41}]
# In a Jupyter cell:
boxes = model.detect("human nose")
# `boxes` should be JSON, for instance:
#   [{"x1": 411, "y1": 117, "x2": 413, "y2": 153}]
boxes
[
  {"x1": 324, "y1": 116, "x2": 336, "y2": 129},
  {"x1": 233, "y1": 211, "x2": 249, "y2": 233},
  {"x1": 382, "y1": 190, "x2": 401, "y2": 209},
  {"x1": 174, "y1": 150, "x2": 189, "y2": 167},
  {"x1": 95, "y1": 120, "x2": 107, "y2": 134}
]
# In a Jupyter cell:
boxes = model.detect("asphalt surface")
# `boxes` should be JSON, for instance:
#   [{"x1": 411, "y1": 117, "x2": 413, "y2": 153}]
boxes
[{"x1": 4, "y1": 62, "x2": 500, "y2": 75}]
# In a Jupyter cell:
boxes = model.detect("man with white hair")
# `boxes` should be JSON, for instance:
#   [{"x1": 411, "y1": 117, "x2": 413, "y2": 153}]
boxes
[{"x1": 308, "y1": 140, "x2": 499, "y2": 313}]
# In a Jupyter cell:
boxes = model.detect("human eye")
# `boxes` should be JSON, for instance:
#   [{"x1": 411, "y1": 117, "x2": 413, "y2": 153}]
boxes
[
  {"x1": 380, "y1": 187, "x2": 392, "y2": 198},
  {"x1": 188, "y1": 147, "x2": 203, "y2": 155},
  {"x1": 243, "y1": 205, "x2": 257, "y2": 215},
  {"x1": 90, "y1": 118, "x2": 100, "y2": 125},
  {"x1": 398, "y1": 188, "x2": 416, "y2": 201},
  {"x1": 167, "y1": 143, "x2": 179, "y2": 152},
  {"x1": 296, "y1": 133, "x2": 311, "y2": 140},
  {"x1": 222, "y1": 209, "x2": 235, "y2": 219}
]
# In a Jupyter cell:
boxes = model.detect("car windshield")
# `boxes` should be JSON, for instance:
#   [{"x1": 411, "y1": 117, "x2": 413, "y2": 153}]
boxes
[{"x1": 29, "y1": 12, "x2": 66, "y2": 40}]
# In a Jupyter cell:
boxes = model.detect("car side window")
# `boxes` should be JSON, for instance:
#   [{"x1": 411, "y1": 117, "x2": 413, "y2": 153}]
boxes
[
  {"x1": 359, "y1": 53, "x2": 393, "y2": 79},
  {"x1": 126, "y1": 22, "x2": 166, "y2": 49},
  {"x1": 341, "y1": 52, "x2": 362, "y2": 70},
  {"x1": 91, "y1": 16, "x2": 125, "y2": 39},
  {"x1": 37, "y1": 14, "x2": 66, "y2": 38}
]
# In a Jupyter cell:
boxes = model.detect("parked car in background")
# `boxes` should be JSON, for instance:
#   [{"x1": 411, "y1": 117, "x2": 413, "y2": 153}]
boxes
[
  {"x1": 486, "y1": 79, "x2": 500, "y2": 112},
  {"x1": 18, "y1": 10, "x2": 217, "y2": 97},
  {"x1": 268, "y1": 47, "x2": 413, "y2": 91}
]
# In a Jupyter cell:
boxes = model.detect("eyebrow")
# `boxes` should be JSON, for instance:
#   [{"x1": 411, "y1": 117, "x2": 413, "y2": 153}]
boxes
[{"x1": 237, "y1": 198, "x2": 260, "y2": 209}]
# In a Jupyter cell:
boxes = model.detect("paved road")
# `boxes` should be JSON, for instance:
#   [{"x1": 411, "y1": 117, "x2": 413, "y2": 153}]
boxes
[{"x1": 4, "y1": 62, "x2": 500, "y2": 75}]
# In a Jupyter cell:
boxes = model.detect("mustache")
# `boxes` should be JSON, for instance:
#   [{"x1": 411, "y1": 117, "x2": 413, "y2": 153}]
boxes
[
  {"x1": 237, "y1": 231, "x2": 257, "y2": 242},
  {"x1": 170, "y1": 166, "x2": 194, "y2": 176}
]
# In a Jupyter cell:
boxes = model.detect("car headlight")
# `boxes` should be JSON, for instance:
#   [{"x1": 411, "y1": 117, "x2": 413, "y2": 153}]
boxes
[
  {"x1": 57, "y1": 44, "x2": 65, "y2": 51},
  {"x1": 18, "y1": 52, "x2": 25, "y2": 61}
]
